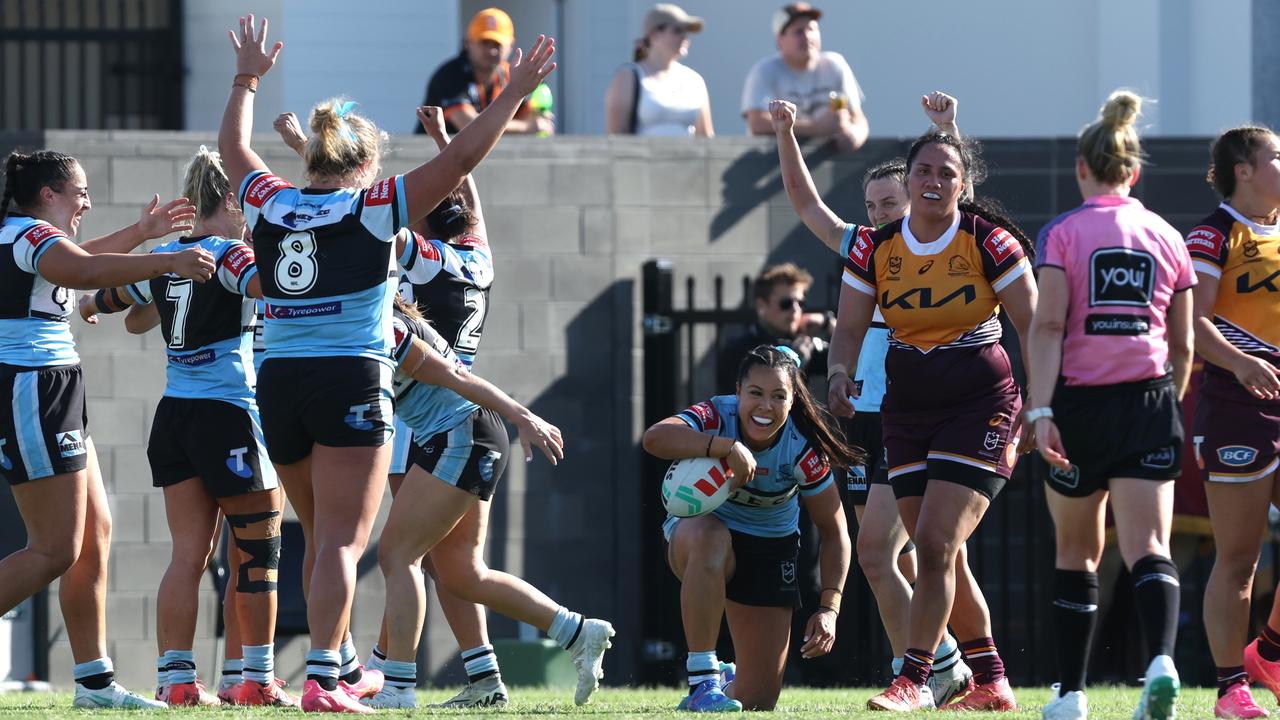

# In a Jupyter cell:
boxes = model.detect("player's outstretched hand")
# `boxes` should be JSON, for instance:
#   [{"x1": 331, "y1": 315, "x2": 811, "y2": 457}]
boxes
[
  {"x1": 507, "y1": 35, "x2": 557, "y2": 98},
  {"x1": 171, "y1": 247, "x2": 216, "y2": 283},
  {"x1": 229, "y1": 14, "x2": 283, "y2": 77},
  {"x1": 800, "y1": 610, "x2": 836, "y2": 658},
  {"x1": 921, "y1": 91, "x2": 958, "y2": 130},
  {"x1": 516, "y1": 412, "x2": 564, "y2": 465},
  {"x1": 137, "y1": 195, "x2": 195, "y2": 240},
  {"x1": 274, "y1": 112, "x2": 307, "y2": 153},
  {"x1": 417, "y1": 106, "x2": 448, "y2": 142}
]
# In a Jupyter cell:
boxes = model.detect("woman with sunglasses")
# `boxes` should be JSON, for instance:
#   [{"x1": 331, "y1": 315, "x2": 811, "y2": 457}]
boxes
[{"x1": 605, "y1": 3, "x2": 713, "y2": 137}]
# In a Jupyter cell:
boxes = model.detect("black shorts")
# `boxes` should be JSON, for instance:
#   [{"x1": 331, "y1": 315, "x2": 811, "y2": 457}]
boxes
[
  {"x1": 148, "y1": 397, "x2": 278, "y2": 497},
  {"x1": 0, "y1": 363, "x2": 89, "y2": 485},
  {"x1": 412, "y1": 408, "x2": 509, "y2": 501},
  {"x1": 1045, "y1": 374, "x2": 1183, "y2": 498},
  {"x1": 842, "y1": 412, "x2": 888, "y2": 506},
  {"x1": 725, "y1": 529, "x2": 801, "y2": 609},
  {"x1": 256, "y1": 357, "x2": 394, "y2": 465}
]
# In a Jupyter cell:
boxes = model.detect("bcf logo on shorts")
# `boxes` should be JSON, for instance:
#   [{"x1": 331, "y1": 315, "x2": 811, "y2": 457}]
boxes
[{"x1": 1218, "y1": 445, "x2": 1259, "y2": 467}]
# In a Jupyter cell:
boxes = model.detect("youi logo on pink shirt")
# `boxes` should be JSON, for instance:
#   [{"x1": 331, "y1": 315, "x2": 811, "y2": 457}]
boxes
[{"x1": 1089, "y1": 248, "x2": 1155, "y2": 306}]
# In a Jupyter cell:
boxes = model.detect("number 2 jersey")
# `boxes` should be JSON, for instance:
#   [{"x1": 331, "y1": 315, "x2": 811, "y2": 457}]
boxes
[
  {"x1": 1186, "y1": 202, "x2": 1280, "y2": 374},
  {"x1": 676, "y1": 395, "x2": 833, "y2": 538},
  {"x1": 0, "y1": 215, "x2": 78, "y2": 367},
  {"x1": 397, "y1": 229, "x2": 493, "y2": 368},
  {"x1": 239, "y1": 170, "x2": 405, "y2": 365},
  {"x1": 125, "y1": 236, "x2": 258, "y2": 408},
  {"x1": 390, "y1": 306, "x2": 479, "y2": 439}
]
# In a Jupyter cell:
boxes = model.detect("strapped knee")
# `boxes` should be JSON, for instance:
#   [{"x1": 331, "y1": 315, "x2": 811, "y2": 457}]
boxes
[{"x1": 227, "y1": 510, "x2": 282, "y2": 594}]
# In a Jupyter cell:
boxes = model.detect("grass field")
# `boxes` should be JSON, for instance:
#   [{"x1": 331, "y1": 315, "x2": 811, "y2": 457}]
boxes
[{"x1": 0, "y1": 685, "x2": 1223, "y2": 718}]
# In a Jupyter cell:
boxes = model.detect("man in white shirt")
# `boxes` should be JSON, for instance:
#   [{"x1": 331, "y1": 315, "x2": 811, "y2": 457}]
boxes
[{"x1": 741, "y1": 3, "x2": 868, "y2": 152}]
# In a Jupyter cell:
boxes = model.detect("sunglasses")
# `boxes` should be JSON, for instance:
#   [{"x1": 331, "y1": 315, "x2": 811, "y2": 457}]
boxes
[{"x1": 778, "y1": 297, "x2": 805, "y2": 311}]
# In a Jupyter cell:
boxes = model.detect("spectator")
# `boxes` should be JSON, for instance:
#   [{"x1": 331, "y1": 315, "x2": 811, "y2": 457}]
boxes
[
  {"x1": 741, "y1": 3, "x2": 868, "y2": 152},
  {"x1": 604, "y1": 4, "x2": 713, "y2": 137},
  {"x1": 716, "y1": 263, "x2": 832, "y2": 393},
  {"x1": 418, "y1": 8, "x2": 554, "y2": 136}
]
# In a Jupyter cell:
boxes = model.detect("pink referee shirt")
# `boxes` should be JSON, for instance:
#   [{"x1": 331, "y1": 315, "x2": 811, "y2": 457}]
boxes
[{"x1": 1035, "y1": 195, "x2": 1195, "y2": 387}]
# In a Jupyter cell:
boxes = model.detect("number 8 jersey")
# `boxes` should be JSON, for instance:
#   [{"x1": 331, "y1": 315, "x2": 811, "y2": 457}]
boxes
[
  {"x1": 239, "y1": 171, "x2": 406, "y2": 365},
  {"x1": 125, "y1": 235, "x2": 258, "y2": 408}
]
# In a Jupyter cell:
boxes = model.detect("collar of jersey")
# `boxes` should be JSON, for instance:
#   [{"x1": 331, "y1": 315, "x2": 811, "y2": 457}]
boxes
[
  {"x1": 1083, "y1": 194, "x2": 1140, "y2": 208},
  {"x1": 178, "y1": 234, "x2": 213, "y2": 244},
  {"x1": 1221, "y1": 201, "x2": 1280, "y2": 236},
  {"x1": 899, "y1": 211, "x2": 961, "y2": 256}
]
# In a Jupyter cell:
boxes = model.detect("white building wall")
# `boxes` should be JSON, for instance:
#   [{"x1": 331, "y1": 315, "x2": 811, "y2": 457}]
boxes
[{"x1": 184, "y1": 0, "x2": 1252, "y2": 137}]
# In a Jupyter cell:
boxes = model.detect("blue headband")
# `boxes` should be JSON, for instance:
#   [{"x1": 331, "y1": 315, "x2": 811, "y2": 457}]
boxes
[
  {"x1": 775, "y1": 345, "x2": 802, "y2": 368},
  {"x1": 333, "y1": 100, "x2": 359, "y2": 143}
]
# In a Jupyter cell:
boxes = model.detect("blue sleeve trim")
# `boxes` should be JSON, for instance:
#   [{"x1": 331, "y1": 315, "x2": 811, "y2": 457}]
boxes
[
  {"x1": 394, "y1": 175, "x2": 409, "y2": 232},
  {"x1": 30, "y1": 236, "x2": 65, "y2": 271},
  {"x1": 125, "y1": 282, "x2": 150, "y2": 305},
  {"x1": 798, "y1": 474, "x2": 833, "y2": 497},
  {"x1": 838, "y1": 224, "x2": 857, "y2": 258},
  {"x1": 675, "y1": 411, "x2": 701, "y2": 431},
  {"x1": 398, "y1": 232, "x2": 416, "y2": 268},
  {"x1": 237, "y1": 265, "x2": 259, "y2": 296}
]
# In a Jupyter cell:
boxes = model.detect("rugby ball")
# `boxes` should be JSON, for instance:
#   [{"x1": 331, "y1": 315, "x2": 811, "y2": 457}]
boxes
[{"x1": 661, "y1": 456, "x2": 733, "y2": 518}]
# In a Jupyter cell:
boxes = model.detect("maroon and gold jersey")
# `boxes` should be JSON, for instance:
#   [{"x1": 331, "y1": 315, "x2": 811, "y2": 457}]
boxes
[
  {"x1": 1186, "y1": 203, "x2": 1280, "y2": 368},
  {"x1": 842, "y1": 212, "x2": 1031, "y2": 353}
]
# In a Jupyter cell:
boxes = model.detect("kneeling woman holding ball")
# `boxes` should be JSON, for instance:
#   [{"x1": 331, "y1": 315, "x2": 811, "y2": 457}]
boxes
[{"x1": 642, "y1": 345, "x2": 859, "y2": 712}]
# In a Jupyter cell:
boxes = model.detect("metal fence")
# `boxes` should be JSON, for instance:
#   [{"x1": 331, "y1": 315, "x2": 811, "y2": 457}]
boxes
[{"x1": 0, "y1": 0, "x2": 184, "y2": 130}]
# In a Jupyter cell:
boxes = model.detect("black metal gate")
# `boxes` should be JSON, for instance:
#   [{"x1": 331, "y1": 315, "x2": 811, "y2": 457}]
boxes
[
  {"x1": 639, "y1": 258, "x2": 1065, "y2": 687},
  {"x1": 0, "y1": 0, "x2": 185, "y2": 130}
]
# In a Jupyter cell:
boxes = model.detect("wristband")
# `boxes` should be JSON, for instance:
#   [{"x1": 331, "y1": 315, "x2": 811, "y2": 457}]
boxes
[
  {"x1": 817, "y1": 605, "x2": 838, "y2": 615},
  {"x1": 826, "y1": 363, "x2": 848, "y2": 381},
  {"x1": 1024, "y1": 407, "x2": 1054, "y2": 423},
  {"x1": 705, "y1": 434, "x2": 716, "y2": 458},
  {"x1": 233, "y1": 74, "x2": 259, "y2": 93}
]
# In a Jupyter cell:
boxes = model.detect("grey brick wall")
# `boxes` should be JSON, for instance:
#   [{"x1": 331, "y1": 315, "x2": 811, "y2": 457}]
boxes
[{"x1": 2, "y1": 131, "x2": 1218, "y2": 689}]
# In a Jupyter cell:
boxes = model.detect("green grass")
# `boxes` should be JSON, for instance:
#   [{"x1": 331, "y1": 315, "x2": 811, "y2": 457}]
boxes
[{"x1": 0, "y1": 685, "x2": 1223, "y2": 718}]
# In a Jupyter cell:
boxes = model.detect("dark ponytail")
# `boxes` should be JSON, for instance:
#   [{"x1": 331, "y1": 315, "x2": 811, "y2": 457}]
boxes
[
  {"x1": 736, "y1": 345, "x2": 864, "y2": 470},
  {"x1": 960, "y1": 196, "x2": 1035, "y2": 261},
  {"x1": 1, "y1": 150, "x2": 78, "y2": 219},
  {"x1": 424, "y1": 190, "x2": 479, "y2": 240}
]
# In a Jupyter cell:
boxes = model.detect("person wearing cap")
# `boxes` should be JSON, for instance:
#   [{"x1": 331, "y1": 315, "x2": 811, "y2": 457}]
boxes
[
  {"x1": 604, "y1": 3, "x2": 713, "y2": 137},
  {"x1": 419, "y1": 7, "x2": 554, "y2": 136},
  {"x1": 741, "y1": 3, "x2": 867, "y2": 153}
]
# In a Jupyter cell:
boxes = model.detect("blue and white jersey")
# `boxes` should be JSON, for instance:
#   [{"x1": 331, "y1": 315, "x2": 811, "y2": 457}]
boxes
[
  {"x1": 840, "y1": 223, "x2": 888, "y2": 412},
  {"x1": 390, "y1": 307, "x2": 479, "y2": 440},
  {"x1": 0, "y1": 216, "x2": 78, "y2": 367},
  {"x1": 251, "y1": 299, "x2": 266, "y2": 376},
  {"x1": 398, "y1": 229, "x2": 494, "y2": 368},
  {"x1": 126, "y1": 236, "x2": 258, "y2": 409},
  {"x1": 675, "y1": 395, "x2": 833, "y2": 538},
  {"x1": 239, "y1": 171, "x2": 406, "y2": 365}
]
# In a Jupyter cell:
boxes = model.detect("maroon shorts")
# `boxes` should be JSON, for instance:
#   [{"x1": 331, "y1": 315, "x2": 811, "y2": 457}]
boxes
[
  {"x1": 882, "y1": 390, "x2": 1021, "y2": 500},
  {"x1": 1194, "y1": 368, "x2": 1280, "y2": 484}
]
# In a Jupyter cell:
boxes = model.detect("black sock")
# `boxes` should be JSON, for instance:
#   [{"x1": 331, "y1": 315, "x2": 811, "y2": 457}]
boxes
[
  {"x1": 1131, "y1": 554, "x2": 1180, "y2": 658},
  {"x1": 338, "y1": 666, "x2": 363, "y2": 685},
  {"x1": 1052, "y1": 569, "x2": 1098, "y2": 694},
  {"x1": 1217, "y1": 665, "x2": 1247, "y2": 698},
  {"x1": 77, "y1": 671, "x2": 114, "y2": 690}
]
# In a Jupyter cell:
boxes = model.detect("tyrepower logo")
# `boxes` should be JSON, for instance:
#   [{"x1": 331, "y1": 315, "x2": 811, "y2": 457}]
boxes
[
  {"x1": 365, "y1": 178, "x2": 395, "y2": 206},
  {"x1": 1089, "y1": 248, "x2": 1155, "y2": 307},
  {"x1": 1185, "y1": 226, "x2": 1225, "y2": 257},
  {"x1": 848, "y1": 228, "x2": 874, "y2": 271},
  {"x1": 221, "y1": 245, "x2": 255, "y2": 277},
  {"x1": 983, "y1": 229, "x2": 1017, "y2": 264},
  {"x1": 245, "y1": 174, "x2": 290, "y2": 208},
  {"x1": 685, "y1": 401, "x2": 720, "y2": 430}
]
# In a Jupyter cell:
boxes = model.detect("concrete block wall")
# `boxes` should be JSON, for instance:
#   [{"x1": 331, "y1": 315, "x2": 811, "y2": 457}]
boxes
[{"x1": 13, "y1": 131, "x2": 1219, "y2": 689}]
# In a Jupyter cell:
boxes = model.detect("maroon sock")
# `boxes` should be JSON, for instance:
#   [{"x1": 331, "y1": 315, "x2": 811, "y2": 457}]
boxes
[
  {"x1": 1217, "y1": 666, "x2": 1248, "y2": 698},
  {"x1": 899, "y1": 648, "x2": 934, "y2": 686},
  {"x1": 960, "y1": 637, "x2": 1006, "y2": 685},
  {"x1": 1259, "y1": 625, "x2": 1280, "y2": 662}
]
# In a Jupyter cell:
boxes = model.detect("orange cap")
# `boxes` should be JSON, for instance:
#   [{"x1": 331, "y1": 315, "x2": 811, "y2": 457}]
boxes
[{"x1": 468, "y1": 8, "x2": 515, "y2": 46}]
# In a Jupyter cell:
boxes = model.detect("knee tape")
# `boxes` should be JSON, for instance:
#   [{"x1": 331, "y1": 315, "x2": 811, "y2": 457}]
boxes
[{"x1": 227, "y1": 510, "x2": 282, "y2": 594}]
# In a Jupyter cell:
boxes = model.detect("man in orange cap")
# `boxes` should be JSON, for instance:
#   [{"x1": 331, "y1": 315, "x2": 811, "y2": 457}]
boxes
[
  {"x1": 741, "y1": 3, "x2": 867, "y2": 152},
  {"x1": 419, "y1": 7, "x2": 554, "y2": 135}
]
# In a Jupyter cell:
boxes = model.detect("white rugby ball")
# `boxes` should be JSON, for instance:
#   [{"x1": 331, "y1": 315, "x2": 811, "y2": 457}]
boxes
[{"x1": 661, "y1": 456, "x2": 733, "y2": 518}]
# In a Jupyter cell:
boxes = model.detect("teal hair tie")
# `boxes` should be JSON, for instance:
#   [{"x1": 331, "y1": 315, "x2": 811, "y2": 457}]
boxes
[
  {"x1": 332, "y1": 100, "x2": 359, "y2": 143},
  {"x1": 775, "y1": 345, "x2": 802, "y2": 368}
]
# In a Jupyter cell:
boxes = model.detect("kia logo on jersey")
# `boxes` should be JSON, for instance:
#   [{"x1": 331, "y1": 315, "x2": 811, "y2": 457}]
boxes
[{"x1": 1089, "y1": 248, "x2": 1155, "y2": 307}]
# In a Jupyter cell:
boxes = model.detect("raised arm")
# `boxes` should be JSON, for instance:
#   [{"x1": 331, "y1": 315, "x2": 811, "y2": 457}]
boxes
[
  {"x1": 770, "y1": 100, "x2": 845, "y2": 252},
  {"x1": 79, "y1": 195, "x2": 196, "y2": 255},
  {"x1": 921, "y1": 91, "x2": 960, "y2": 138},
  {"x1": 417, "y1": 106, "x2": 487, "y2": 241},
  {"x1": 402, "y1": 36, "x2": 556, "y2": 225},
  {"x1": 218, "y1": 14, "x2": 283, "y2": 194}
]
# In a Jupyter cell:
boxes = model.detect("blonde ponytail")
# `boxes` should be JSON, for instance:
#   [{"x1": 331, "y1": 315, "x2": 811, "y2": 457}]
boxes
[
  {"x1": 1077, "y1": 89, "x2": 1146, "y2": 186},
  {"x1": 182, "y1": 145, "x2": 231, "y2": 220},
  {"x1": 303, "y1": 98, "x2": 388, "y2": 184}
]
